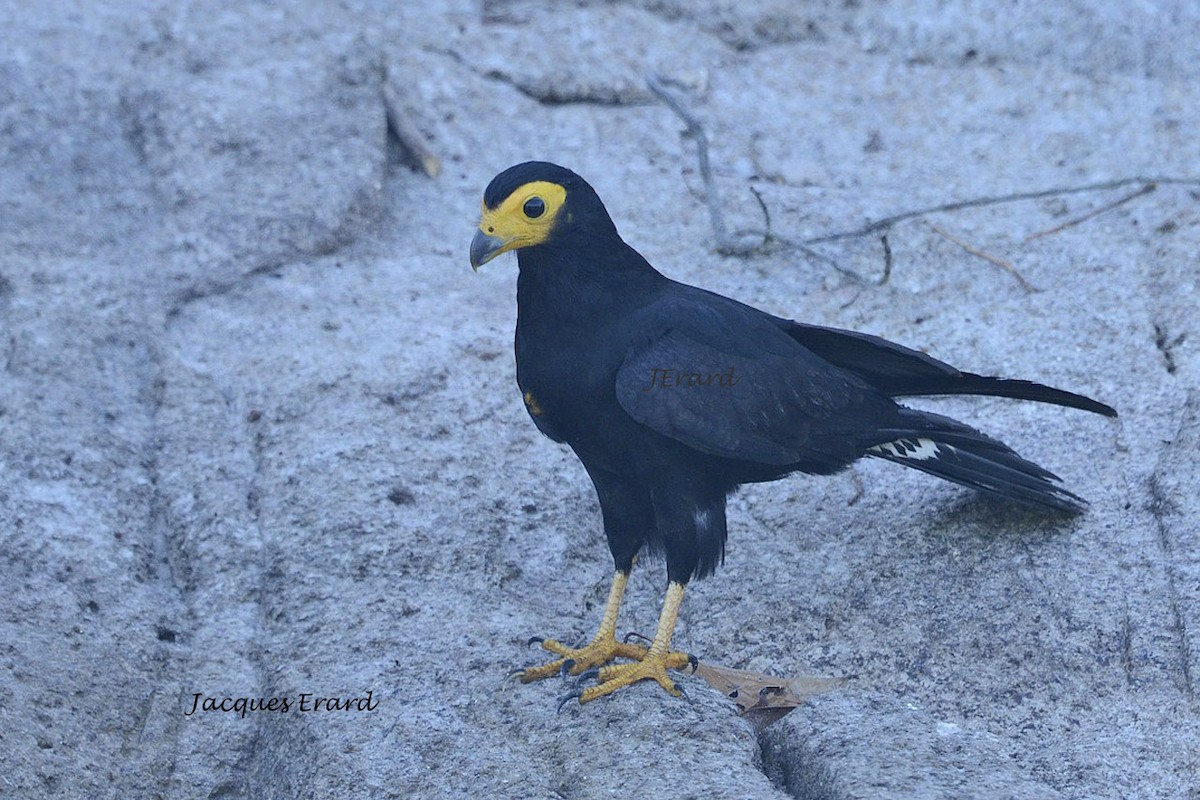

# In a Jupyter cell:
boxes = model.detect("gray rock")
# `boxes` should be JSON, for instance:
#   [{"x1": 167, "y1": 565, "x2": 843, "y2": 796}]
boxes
[{"x1": 1, "y1": 1, "x2": 1196, "y2": 799}]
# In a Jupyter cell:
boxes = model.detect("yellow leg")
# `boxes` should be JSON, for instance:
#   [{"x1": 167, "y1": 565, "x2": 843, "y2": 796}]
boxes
[
  {"x1": 519, "y1": 570, "x2": 650, "y2": 682},
  {"x1": 575, "y1": 581, "x2": 692, "y2": 704}
]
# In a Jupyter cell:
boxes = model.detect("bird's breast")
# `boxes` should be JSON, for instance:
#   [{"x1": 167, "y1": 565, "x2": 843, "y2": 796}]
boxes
[{"x1": 515, "y1": 316, "x2": 626, "y2": 443}]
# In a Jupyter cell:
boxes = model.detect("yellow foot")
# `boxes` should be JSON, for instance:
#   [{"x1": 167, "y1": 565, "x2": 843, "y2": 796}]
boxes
[
  {"x1": 515, "y1": 576, "x2": 697, "y2": 706},
  {"x1": 567, "y1": 648, "x2": 697, "y2": 706},
  {"x1": 559, "y1": 581, "x2": 695, "y2": 706},
  {"x1": 517, "y1": 634, "x2": 650, "y2": 683}
]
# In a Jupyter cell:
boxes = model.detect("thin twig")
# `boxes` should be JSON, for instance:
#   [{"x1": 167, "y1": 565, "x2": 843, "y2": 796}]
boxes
[
  {"x1": 805, "y1": 176, "x2": 1196, "y2": 245},
  {"x1": 1022, "y1": 182, "x2": 1157, "y2": 243},
  {"x1": 748, "y1": 185, "x2": 772, "y2": 246},
  {"x1": 928, "y1": 222, "x2": 1037, "y2": 293},
  {"x1": 649, "y1": 77, "x2": 868, "y2": 281},
  {"x1": 841, "y1": 234, "x2": 892, "y2": 307},
  {"x1": 788, "y1": 238, "x2": 862, "y2": 280},
  {"x1": 646, "y1": 74, "x2": 730, "y2": 248},
  {"x1": 648, "y1": 70, "x2": 1197, "y2": 290},
  {"x1": 878, "y1": 234, "x2": 893, "y2": 286}
]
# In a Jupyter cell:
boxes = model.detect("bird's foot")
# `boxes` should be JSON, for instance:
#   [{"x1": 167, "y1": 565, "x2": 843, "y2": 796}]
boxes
[
  {"x1": 517, "y1": 634, "x2": 650, "y2": 683},
  {"x1": 560, "y1": 648, "x2": 698, "y2": 706}
]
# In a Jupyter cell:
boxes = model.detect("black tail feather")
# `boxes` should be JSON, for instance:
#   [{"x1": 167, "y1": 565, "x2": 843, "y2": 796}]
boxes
[
  {"x1": 866, "y1": 410, "x2": 1088, "y2": 513},
  {"x1": 892, "y1": 373, "x2": 1118, "y2": 418},
  {"x1": 783, "y1": 321, "x2": 1118, "y2": 417}
]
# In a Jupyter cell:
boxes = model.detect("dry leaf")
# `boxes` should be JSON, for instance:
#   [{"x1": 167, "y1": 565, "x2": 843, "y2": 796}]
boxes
[{"x1": 693, "y1": 662, "x2": 844, "y2": 729}]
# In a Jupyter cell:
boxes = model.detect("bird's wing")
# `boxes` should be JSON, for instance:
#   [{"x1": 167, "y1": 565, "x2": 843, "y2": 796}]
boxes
[
  {"x1": 615, "y1": 295, "x2": 885, "y2": 467},
  {"x1": 780, "y1": 321, "x2": 958, "y2": 391}
]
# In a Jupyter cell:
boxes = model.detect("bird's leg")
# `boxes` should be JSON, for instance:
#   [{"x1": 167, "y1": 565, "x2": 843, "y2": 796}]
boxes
[
  {"x1": 570, "y1": 581, "x2": 695, "y2": 704},
  {"x1": 518, "y1": 570, "x2": 650, "y2": 682}
]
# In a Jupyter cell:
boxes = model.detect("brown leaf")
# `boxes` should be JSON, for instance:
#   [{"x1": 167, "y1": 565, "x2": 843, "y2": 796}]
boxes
[{"x1": 693, "y1": 662, "x2": 843, "y2": 729}]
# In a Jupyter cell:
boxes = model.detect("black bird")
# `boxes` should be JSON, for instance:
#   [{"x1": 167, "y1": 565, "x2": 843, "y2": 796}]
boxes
[{"x1": 470, "y1": 161, "x2": 1117, "y2": 704}]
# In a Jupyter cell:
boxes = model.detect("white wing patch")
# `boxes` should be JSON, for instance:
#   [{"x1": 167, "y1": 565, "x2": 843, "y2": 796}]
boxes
[{"x1": 869, "y1": 437, "x2": 943, "y2": 461}]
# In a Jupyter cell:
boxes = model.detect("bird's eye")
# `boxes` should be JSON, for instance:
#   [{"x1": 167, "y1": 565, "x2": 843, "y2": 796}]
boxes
[{"x1": 523, "y1": 196, "x2": 546, "y2": 218}]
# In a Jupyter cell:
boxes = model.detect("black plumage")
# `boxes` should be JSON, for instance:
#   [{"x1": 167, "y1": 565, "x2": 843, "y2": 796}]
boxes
[{"x1": 470, "y1": 161, "x2": 1117, "y2": 703}]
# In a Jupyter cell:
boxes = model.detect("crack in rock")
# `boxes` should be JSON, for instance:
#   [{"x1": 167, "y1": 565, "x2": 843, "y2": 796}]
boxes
[
  {"x1": 1153, "y1": 322, "x2": 1185, "y2": 375},
  {"x1": 1147, "y1": 392, "x2": 1200, "y2": 701}
]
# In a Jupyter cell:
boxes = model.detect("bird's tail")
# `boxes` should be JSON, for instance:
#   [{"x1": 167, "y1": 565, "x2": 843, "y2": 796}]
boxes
[
  {"x1": 891, "y1": 373, "x2": 1117, "y2": 417},
  {"x1": 865, "y1": 408, "x2": 1087, "y2": 513}
]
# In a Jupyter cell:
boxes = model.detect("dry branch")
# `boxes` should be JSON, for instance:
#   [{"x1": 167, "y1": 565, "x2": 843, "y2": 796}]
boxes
[
  {"x1": 648, "y1": 71, "x2": 1199, "y2": 291},
  {"x1": 1022, "y1": 182, "x2": 1157, "y2": 243},
  {"x1": 928, "y1": 222, "x2": 1036, "y2": 293},
  {"x1": 648, "y1": 75, "x2": 867, "y2": 281}
]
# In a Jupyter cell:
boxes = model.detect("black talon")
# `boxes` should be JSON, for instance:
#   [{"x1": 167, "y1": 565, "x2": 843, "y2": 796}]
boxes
[
  {"x1": 623, "y1": 631, "x2": 652, "y2": 644},
  {"x1": 686, "y1": 653, "x2": 699, "y2": 673},
  {"x1": 526, "y1": 636, "x2": 545, "y2": 647},
  {"x1": 558, "y1": 658, "x2": 576, "y2": 678},
  {"x1": 574, "y1": 667, "x2": 600, "y2": 685},
  {"x1": 556, "y1": 690, "x2": 581, "y2": 713},
  {"x1": 504, "y1": 667, "x2": 527, "y2": 682},
  {"x1": 677, "y1": 684, "x2": 693, "y2": 704}
]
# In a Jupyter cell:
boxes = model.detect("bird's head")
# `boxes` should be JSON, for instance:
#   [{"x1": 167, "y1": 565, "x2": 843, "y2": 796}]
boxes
[{"x1": 469, "y1": 161, "x2": 616, "y2": 270}]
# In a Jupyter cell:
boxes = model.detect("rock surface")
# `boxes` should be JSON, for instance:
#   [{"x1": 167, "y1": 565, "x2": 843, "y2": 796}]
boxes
[{"x1": 1, "y1": 1, "x2": 1197, "y2": 798}]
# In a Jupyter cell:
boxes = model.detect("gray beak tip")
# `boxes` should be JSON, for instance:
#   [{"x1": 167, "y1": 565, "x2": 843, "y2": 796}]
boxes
[{"x1": 470, "y1": 229, "x2": 507, "y2": 270}]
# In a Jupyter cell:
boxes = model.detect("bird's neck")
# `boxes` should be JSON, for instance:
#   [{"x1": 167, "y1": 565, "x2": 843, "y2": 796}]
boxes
[{"x1": 515, "y1": 236, "x2": 665, "y2": 324}]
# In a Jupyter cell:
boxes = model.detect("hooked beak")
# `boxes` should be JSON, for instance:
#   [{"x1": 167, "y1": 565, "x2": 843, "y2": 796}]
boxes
[{"x1": 469, "y1": 229, "x2": 509, "y2": 271}]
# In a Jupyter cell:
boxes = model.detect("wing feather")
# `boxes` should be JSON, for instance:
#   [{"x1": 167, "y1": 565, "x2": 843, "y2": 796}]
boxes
[{"x1": 615, "y1": 293, "x2": 886, "y2": 467}]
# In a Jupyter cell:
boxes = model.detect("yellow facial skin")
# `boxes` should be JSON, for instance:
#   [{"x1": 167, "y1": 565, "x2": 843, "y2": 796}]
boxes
[{"x1": 469, "y1": 180, "x2": 567, "y2": 270}]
